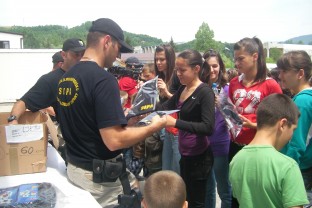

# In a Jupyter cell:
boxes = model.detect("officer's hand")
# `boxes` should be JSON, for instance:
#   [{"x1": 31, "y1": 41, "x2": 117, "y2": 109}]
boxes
[
  {"x1": 164, "y1": 115, "x2": 176, "y2": 127},
  {"x1": 151, "y1": 114, "x2": 167, "y2": 128},
  {"x1": 127, "y1": 113, "x2": 149, "y2": 126}
]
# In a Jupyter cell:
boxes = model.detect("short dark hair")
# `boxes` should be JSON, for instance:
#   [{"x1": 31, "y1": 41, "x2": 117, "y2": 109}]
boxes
[
  {"x1": 143, "y1": 170, "x2": 186, "y2": 208},
  {"x1": 257, "y1": 93, "x2": 299, "y2": 129},
  {"x1": 86, "y1": 31, "x2": 106, "y2": 47},
  {"x1": 86, "y1": 31, "x2": 118, "y2": 49}
]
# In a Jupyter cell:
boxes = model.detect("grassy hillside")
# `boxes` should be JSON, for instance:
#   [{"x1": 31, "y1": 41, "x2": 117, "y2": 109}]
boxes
[
  {"x1": 284, "y1": 34, "x2": 312, "y2": 45},
  {"x1": 0, "y1": 22, "x2": 163, "y2": 49}
]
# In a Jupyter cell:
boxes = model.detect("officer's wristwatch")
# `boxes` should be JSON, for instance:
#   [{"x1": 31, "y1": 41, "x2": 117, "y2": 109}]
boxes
[{"x1": 7, "y1": 115, "x2": 17, "y2": 122}]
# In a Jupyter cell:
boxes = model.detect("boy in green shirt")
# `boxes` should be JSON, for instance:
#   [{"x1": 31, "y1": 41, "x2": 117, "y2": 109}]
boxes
[{"x1": 230, "y1": 94, "x2": 309, "y2": 208}]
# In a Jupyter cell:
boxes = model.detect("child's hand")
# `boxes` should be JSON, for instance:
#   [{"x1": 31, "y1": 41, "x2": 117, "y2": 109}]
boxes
[
  {"x1": 239, "y1": 115, "x2": 257, "y2": 129},
  {"x1": 157, "y1": 78, "x2": 171, "y2": 98},
  {"x1": 136, "y1": 81, "x2": 144, "y2": 89}
]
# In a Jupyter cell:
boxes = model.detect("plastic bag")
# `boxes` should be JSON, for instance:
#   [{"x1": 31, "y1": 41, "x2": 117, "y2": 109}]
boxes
[
  {"x1": 217, "y1": 88, "x2": 243, "y2": 139},
  {"x1": 0, "y1": 182, "x2": 57, "y2": 208},
  {"x1": 126, "y1": 76, "x2": 158, "y2": 119},
  {"x1": 137, "y1": 110, "x2": 180, "y2": 126}
]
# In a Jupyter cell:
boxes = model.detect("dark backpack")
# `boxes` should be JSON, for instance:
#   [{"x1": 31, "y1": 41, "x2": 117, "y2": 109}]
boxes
[{"x1": 144, "y1": 132, "x2": 163, "y2": 176}]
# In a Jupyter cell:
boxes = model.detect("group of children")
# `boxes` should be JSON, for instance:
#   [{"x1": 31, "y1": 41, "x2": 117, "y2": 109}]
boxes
[
  {"x1": 143, "y1": 93, "x2": 308, "y2": 208},
  {"x1": 115, "y1": 38, "x2": 312, "y2": 208},
  {"x1": 11, "y1": 17, "x2": 311, "y2": 207}
]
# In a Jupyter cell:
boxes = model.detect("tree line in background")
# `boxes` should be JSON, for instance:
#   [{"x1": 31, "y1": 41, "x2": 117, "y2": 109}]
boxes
[{"x1": 0, "y1": 21, "x2": 291, "y2": 68}]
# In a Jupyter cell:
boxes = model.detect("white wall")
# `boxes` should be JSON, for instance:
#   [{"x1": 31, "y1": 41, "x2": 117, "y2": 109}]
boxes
[
  {"x1": 0, "y1": 33, "x2": 23, "y2": 49},
  {"x1": 0, "y1": 49, "x2": 61, "y2": 102},
  {"x1": 264, "y1": 42, "x2": 312, "y2": 58}
]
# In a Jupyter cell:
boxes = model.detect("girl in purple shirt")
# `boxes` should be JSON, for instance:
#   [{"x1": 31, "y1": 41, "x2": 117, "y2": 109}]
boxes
[{"x1": 201, "y1": 49, "x2": 232, "y2": 208}]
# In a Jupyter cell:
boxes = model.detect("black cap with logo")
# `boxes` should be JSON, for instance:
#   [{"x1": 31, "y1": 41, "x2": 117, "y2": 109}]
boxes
[
  {"x1": 89, "y1": 18, "x2": 133, "y2": 53},
  {"x1": 62, "y1": 38, "x2": 86, "y2": 52}
]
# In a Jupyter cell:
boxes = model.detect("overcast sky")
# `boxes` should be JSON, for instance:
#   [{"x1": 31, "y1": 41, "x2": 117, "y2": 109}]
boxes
[{"x1": 1, "y1": 0, "x2": 311, "y2": 43}]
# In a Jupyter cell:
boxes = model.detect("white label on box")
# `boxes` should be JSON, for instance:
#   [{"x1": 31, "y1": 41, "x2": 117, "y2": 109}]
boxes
[{"x1": 5, "y1": 124, "x2": 44, "y2": 143}]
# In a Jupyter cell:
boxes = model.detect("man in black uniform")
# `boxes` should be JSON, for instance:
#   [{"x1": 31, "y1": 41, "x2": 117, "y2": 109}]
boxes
[
  {"x1": 57, "y1": 18, "x2": 167, "y2": 207},
  {"x1": 52, "y1": 51, "x2": 64, "y2": 71},
  {"x1": 8, "y1": 38, "x2": 85, "y2": 125}
]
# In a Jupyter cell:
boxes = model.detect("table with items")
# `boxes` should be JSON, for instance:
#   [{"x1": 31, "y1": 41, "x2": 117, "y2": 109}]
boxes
[{"x1": 0, "y1": 144, "x2": 102, "y2": 208}]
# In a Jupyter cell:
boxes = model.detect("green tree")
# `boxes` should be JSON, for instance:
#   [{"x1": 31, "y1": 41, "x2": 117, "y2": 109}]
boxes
[
  {"x1": 221, "y1": 54, "x2": 234, "y2": 68},
  {"x1": 175, "y1": 40, "x2": 195, "y2": 52},
  {"x1": 224, "y1": 43, "x2": 234, "y2": 59},
  {"x1": 169, "y1": 36, "x2": 176, "y2": 51},
  {"x1": 0, "y1": 23, "x2": 163, "y2": 49},
  {"x1": 269, "y1": 48, "x2": 283, "y2": 62},
  {"x1": 125, "y1": 35, "x2": 133, "y2": 47},
  {"x1": 24, "y1": 31, "x2": 40, "y2": 48},
  {"x1": 266, "y1": 57, "x2": 274, "y2": 63},
  {"x1": 297, "y1": 40, "x2": 304, "y2": 44},
  {"x1": 194, "y1": 22, "x2": 217, "y2": 52}
]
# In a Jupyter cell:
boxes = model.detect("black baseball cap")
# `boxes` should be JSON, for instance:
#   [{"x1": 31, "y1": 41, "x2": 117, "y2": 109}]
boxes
[
  {"x1": 52, "y1": 51, "x2": 64, "y2": 63},
  {"x1": 125, "y1": 56, "x2": 140, "y2": 64},
  {"x1": 62, "y1": 38, "x2": 86, "y2": 52},
  {"x1": 89, "y1": 18, "x2": 133, "y2": 53}
]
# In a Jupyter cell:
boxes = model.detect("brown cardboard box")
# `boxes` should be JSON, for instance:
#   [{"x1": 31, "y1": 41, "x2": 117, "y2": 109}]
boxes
[{"x1": 0, "y1": 111, "x2": 48, "y2": 176}]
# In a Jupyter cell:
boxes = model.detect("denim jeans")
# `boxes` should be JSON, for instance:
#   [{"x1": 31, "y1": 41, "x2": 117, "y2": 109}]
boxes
[
  {"x1": 229, "y1": 141, "x2": 244, "y2": 208},
  {"x1": 122, "y1": 148, "x2": 133, "y2": 169},
  {"x1": 205, "y1": 156, "x2": 232, "y2": 208},
  {"x1": 162, "y1": 131, "x2": 181, "y2": 175},
  {"x1": 302, "y1": 166, "x2": 312, "y2": 190}
]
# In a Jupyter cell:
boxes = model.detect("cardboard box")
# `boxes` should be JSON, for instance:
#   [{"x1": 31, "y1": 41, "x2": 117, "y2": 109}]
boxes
[{"x1": 0, "y1": 111, "x2": 48, "y2": 176}]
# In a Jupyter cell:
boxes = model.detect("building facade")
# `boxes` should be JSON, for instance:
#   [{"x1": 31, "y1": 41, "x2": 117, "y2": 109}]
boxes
[{"x1": 0, "y1": 31, "x2": 24, "y2": 49}]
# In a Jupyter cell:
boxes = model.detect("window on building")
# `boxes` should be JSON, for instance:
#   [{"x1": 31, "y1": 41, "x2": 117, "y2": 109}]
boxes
[{"x1": 0, "y1": 41, "x2": 10, "y2": 49}]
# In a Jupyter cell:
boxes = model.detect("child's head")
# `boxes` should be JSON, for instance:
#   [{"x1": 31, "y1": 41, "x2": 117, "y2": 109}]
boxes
[
  {"x1": 175, "y1": 49, "x2": 203, "y2": 86},
  {"x1": 234, "y1": 37, "x2": 267, "y2": 82},
  {"x1": 142, "y1": 170, "x2": 188, "y2": 208},
  {"x1": 257, "y1": 93, "x2": 299, "y2": 146},
  {"x1": 142, "y1": 63, "x2": 156, "y2": 81},
  {"x1": 226, "y1": 68, "x2": 239, "y2": 82},
  {"x1": 202, "y1": 49, "x2": 227, "y2": 87},
  {"x1": 257, "y1": 93, "x2": 299, "y2": 129},
  {"x1": 154, "y1": 44, "x2": 176, "y2": 83},
  {"x1": 277, "y1": 50, "x2": 312, "y2": 93}
]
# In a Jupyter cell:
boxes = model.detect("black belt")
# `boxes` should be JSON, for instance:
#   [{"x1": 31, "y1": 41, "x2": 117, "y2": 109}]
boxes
[
  {"x1": 68, "y1": 155, "x2": 123, "y2": 171},
  {"x1": 68, "y1": 159, "x2": 93, "y2": 171}
]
